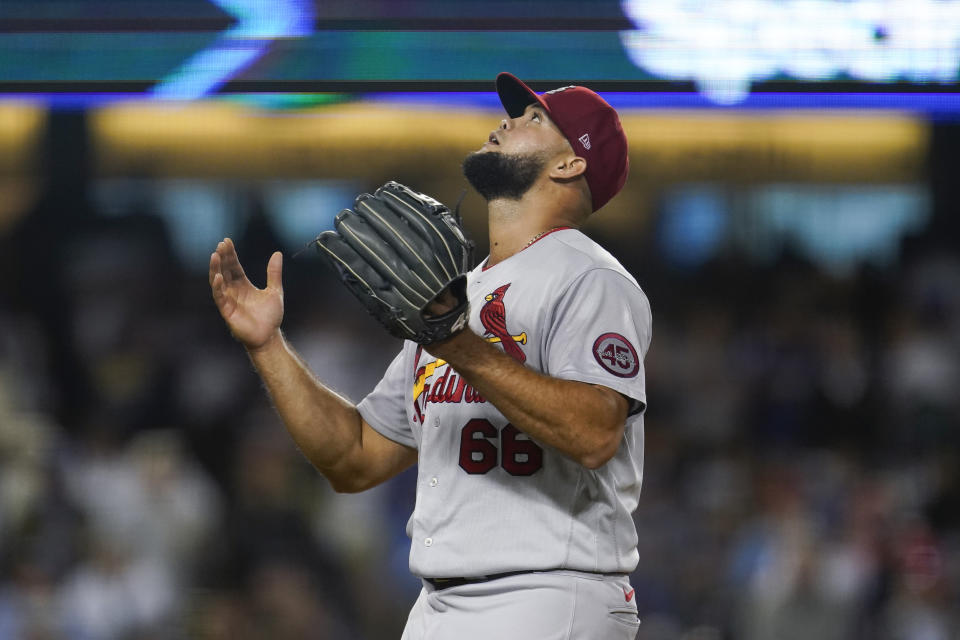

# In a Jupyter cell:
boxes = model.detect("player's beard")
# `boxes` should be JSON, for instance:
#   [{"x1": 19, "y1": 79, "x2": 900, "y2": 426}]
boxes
[{"x1": 462, "y1": 150, "x2": 547, "y2": 201}]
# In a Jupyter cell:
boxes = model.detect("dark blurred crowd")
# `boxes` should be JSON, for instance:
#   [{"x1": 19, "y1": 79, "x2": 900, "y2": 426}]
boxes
[
  {"x1": 1, "y1": 166, "x2": 959, "y2": 639},
  {"x1": 632, "y1": 235, "x2": 960, "y2": 640}
]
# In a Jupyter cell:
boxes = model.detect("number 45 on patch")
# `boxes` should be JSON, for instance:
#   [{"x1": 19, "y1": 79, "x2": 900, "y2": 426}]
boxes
[{"x1": 593, "y1": 333, "x2": 640, "y2": 378}]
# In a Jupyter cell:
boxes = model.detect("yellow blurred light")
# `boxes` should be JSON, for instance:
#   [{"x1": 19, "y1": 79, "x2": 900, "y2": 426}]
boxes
[
  {"x1": 0, "y1": 101, "x2": 44, "y2": 174},
  {"x1": 89, "y1": 101, "x2": 929, "y2": 236},
  {"x1": 92, "y1": 101, "x2": 927, "y2": 184},
  {"x1": 0, "y1": 101, "x2": 44, "y2": 232},
  {"x1": 93, "y1": 101, "x2": 498, "y2": 178}
]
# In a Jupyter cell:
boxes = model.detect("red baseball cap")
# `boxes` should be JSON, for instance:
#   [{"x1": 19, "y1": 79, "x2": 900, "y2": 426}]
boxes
[{"x1": 496, "y1": 72, "x2": 629, "y2": 212}]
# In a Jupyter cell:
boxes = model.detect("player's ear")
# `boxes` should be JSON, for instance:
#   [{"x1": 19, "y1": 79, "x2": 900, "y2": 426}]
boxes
[{"x1": 548, "y1": 155, "x2": 587, "y2": 181}]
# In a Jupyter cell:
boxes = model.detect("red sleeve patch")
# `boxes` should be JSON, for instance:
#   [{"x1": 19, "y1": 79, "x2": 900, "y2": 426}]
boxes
[{"x1": 592, "y1": 333, "x2": 640, "y2": 378}]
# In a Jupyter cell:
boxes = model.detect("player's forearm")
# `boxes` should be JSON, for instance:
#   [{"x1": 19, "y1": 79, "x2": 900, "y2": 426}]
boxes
[
  {"x1": 430, "y1": 330, "x2": 625, "y2": 469},
  {"x1": 246, "y1": 331, "x2": 364, "y2": 481}
]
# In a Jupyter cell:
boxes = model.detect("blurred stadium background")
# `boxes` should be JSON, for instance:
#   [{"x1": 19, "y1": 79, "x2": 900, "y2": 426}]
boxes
[{"x1": 1, "y1": 1, "x2": 959, "y2": 638}]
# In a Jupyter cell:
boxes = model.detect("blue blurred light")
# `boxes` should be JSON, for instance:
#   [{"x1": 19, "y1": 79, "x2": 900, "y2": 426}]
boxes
[
  {"x1": 744, "y1": 185, "x2": 931, "y2": 274},
  {"x1": 261, "y1": 180, "x2": 360, "y2": 251},
  {"x1": 154, "y1": 180, "x2": 234, "y2": 269},
  {"x1": 8, "y1": 91, "x2": 960, "y2": 118},
  {"x1": 365, "y1": 91, "x2": 960, "y2": 115},
  {"x1": 620, "y1": 0, "x2": 960, "y2": 104},
  {"x1": 153, "y1": 0, "x2": 314, "y2": 100},
  {"x1": 659, "y1": 185, "x2": 729, "y2": 268}
]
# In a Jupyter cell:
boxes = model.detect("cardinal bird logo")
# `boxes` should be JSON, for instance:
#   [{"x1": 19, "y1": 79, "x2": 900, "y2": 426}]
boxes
[{"x1": 479, "y1": 283, "x2": 527, "y2": 363}]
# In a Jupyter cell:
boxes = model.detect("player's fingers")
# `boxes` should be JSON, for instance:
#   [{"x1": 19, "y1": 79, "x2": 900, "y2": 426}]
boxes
[
  {"x1": 211, "y1": 271, "x2": 237, "y2": 317},
  {"x1": 219, "y1": 237, "x2": 249, "y2": 284},
  {"x1": 266, "y1": 251, "x2": 283, "y2": 294},
  {"x1": 210, "y1": 269, "x2": 224, "y2": 301},
  {"x1": 209, "y1": 250, "x2": 222, "y2": 289}
]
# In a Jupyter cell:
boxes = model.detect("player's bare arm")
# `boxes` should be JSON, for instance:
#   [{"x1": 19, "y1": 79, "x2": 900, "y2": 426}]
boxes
[
  {"x1": 209, "y1": 238, "x2": 416, "y2": 493},
  {"x1": 428, "y1": 328, "x2": 628, "y2": 470}
]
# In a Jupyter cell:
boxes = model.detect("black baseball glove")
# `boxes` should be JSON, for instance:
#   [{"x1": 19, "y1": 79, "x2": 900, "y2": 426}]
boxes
[{"x1": 314, "y1": 181, "x2": 474, "y2": 344}]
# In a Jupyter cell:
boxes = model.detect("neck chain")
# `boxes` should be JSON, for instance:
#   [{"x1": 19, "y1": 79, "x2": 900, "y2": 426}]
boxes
[{"x1": 523, "y1": 226, "x2": 567, "y2": 250}]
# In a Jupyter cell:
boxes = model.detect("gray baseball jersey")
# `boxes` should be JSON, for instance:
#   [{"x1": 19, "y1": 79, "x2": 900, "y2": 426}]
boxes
[{"x1": 357, "y1": 227, "x2": 652, "y2": 579}]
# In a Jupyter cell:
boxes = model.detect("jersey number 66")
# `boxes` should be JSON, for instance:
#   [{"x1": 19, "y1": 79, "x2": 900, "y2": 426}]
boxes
[{"x1": 459, "y1": 419, "x2": 544, "y2": 476}]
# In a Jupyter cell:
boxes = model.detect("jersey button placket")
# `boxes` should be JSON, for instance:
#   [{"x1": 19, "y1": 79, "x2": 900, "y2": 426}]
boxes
[{"x1": 424, "y1": 537, "x2": 433, "y2": 547}]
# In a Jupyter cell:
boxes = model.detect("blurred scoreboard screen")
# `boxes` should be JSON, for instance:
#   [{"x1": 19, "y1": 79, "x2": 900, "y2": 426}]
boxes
[{"x1": 3, "y1": 0, "x2": 960, "y2": 111}]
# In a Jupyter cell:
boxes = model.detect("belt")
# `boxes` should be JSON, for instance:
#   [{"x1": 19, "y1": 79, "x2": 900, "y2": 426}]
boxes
[{"x1": 423, "y1": 570, "x2": 534, "y2": 591}]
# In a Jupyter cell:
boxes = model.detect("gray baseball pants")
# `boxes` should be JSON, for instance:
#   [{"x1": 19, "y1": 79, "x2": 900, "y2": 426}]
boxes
[{"x1": 400, "y1": 570, "x2": 641, "y2": 639}]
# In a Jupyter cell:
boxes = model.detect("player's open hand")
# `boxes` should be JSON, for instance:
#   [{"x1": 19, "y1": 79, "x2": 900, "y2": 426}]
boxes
[{"x1": 209, "y1": 238, "x2": 284, "y2": 351}]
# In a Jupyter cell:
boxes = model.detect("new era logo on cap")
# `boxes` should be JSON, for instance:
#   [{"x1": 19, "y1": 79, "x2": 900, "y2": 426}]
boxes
[{"x1": 495, "y1": 72, "x2": 629, "y2": 212}]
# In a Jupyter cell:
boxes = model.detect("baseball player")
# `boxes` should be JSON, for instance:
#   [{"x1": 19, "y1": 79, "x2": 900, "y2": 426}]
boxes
[{"x1": 209, "y1": 72, "x2": 651, "y2": 639}]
